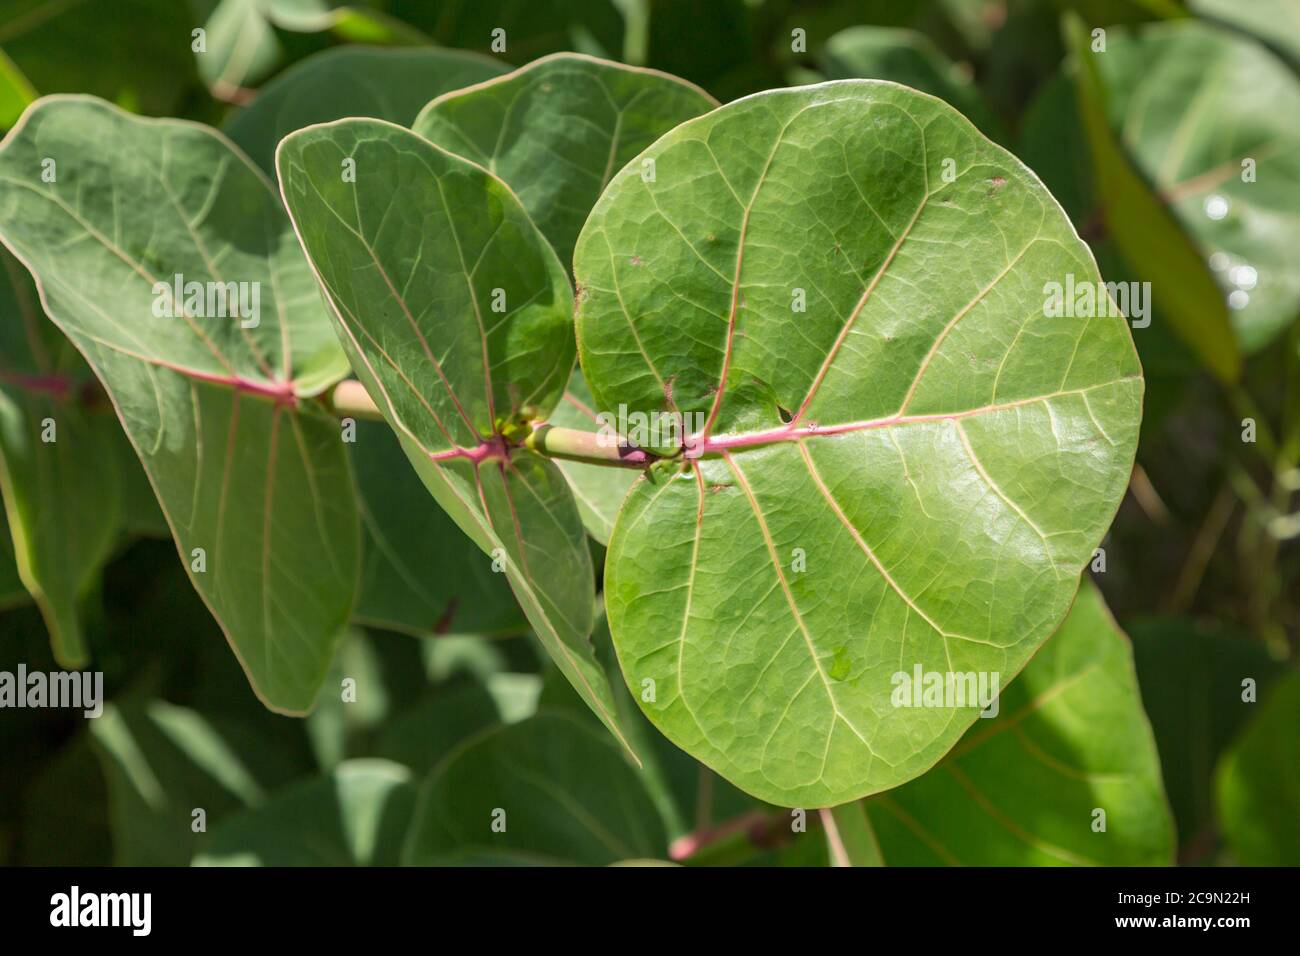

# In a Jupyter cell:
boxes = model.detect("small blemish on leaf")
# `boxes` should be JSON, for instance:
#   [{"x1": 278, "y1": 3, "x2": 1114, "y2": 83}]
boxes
[
  {"x1": 630, "y1": 254, "x2": 643, "y2": 266},
  {"x1": 829, "y1": 647, "x2": 850, "y2": 681}
]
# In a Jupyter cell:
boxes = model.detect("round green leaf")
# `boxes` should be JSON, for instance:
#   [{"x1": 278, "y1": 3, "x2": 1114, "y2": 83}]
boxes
[{"x1": 576, "y1": 81, "x2": 1143, "y2": 806}]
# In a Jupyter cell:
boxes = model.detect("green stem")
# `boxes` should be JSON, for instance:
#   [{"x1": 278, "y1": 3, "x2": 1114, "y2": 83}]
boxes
[
  {"x1": 523, "y1": 423, "x2": 654, "y2": 468},
  {"x1": 327, "y1": 379, "x2": 385, "y2": 421}
]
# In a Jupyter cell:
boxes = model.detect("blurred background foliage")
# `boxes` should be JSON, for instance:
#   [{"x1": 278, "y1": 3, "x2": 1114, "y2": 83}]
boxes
[{"x1": 0, "y1": 0, "x2": 1296, "y2": 866}]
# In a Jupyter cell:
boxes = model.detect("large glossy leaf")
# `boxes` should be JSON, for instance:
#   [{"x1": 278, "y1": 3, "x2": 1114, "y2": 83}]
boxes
[
  {"x1": 403, "y1": 711, "x2": 666, "y2": 865},
  {"x1": 576, "y1": 81, "x2": 1143, "y2": 806},
  {"x1": 225, "y1": 46, "x2": 506, "y2": 176},
  {"x1": 819, "y1": 26, "x2": 1002, "y2": 139},
  {"x1": 194, "y1": 759, "x2": 417, "y2": 866},
  {"x1": 0, "y1": 96, "x2": 359, "y2": 713},
  {"x1": 1214, "y1": 667, "x2": 1300, "y2": 866},
  {"x1": 0, "y1": 249, "x2": 121, "y2": 664},
  {"x1": 1090, "y1": 20, "x2": 1300, "y2": 353},
  {"x1": 412, "y1": 52, "x2": 717, "y2": 266},
  {"x1": 277, "y1": 118, "x2": 639, "y2": 757},
  {"x1": 862, "y1": 581, "x2": 1174, "y2": 866},
  {"x1": 1064, "y1": 16, "x2": 1241, "y2": 380}
]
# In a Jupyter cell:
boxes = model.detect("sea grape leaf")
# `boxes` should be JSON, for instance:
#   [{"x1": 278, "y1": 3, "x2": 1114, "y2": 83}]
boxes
[
  {"x1": 388, "y1": 0, "x2": 626, "y2": 65},
  {"x1": 0, "y1": 96, "x2": 359, "y2": 713},
  {"x1": 1214, "y1": 667, "x2": 1300, "y2": 866},
  {"x1": 818, "y1": 26, "x2": 1003, "y2": 140},
  {"x1": 196, "y1": 0, "x2": 284, "y2": 102},
  {"x1": 412, "y1": 52, "x2": 717, "y2": 267},
  {"x1": 1090, "y1": 20, "x2": 1300, "y2": 353},
  {"x1": 0, "y1": 0, "x2": 200, "y2": 117},
  {"x1": 352, "y1": 418, "x2": 524, "y2": 635},
  {"x1": 1128, "y1": 617, "x2": 1284, "y2": 856},
  {"x1": 0, "y1": 248, "x2": 122, "y2": 664},
  {"x1": 90, "y1": 699, "x2": 309, "y2": 866},
  {"x1": 277, "y1": 118, "x2": 639, "y2": 758},
  {"x1": 194, "y1": 759, "x2": 417, "y2": 866},
  {"x1": 403, "y1": 711, "x2": 666, "y2": 865},
  {"x1": 576, "y1": 80, "x2": 1143, "y2": 806},
  {"x1": 1064, "y1": 15, "x2": 1240, "y2": 379},
  {"x1": 1189, "y1": 0, "x2": 1300, "y2": 71},
  {"x1": 544, "y1": 368, "x2": 637, "y2": 544},
  {"x1": 225, "y1": 46, "x2": 506, "y2": 176},
  {"x1": 861, "y1": 581, "x2": 1175, "y2": 865}
]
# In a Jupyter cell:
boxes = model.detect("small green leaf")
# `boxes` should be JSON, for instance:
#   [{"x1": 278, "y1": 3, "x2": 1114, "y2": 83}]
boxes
[
  {"x1": 403, "y1": 711, "x2": 666, "y2": 865},
  {"x1": 413, "y1": 52, "x2": 717, "y2": 266},
  {"x1": 0, "y1": 96, "x2": 360, "y2": 713},
  {"x1": 863, "y1": 581, "x2": 1175, "y2": 866},
  {"x1": 577, "y1": 80, "x2": 1143, "y2": 806},
  {"x1": 225, "y1": 45, "x2": 506, "y2": 176},
  {"x1": 1215, "y1": 668, "x2": 1300, "y2": 866},
  {"x1": 278, "y1": 118, "x2": 640, "y2": 758},
  {"x1": 197, "y1": 0, "x2": 283, "y2": 102},
  {"x1": 194, "y1": 759, "x2": 417, "y2": 866}
]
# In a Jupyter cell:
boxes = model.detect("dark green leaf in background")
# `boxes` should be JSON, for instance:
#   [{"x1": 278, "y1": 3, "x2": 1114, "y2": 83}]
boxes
[
  {"x1": 403, "y1": 711, "x2": 666, "y2": 865},
  {"x1": 1214, "y1": 667, "x2": 1300, "y2": 866},
  {"x1": 225, "y1": 45, "x2": 507, "y2": 175}
]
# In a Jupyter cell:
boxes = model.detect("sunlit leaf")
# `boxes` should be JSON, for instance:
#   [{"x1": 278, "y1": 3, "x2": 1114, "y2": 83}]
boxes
[{"x1": 577, "y1": 81, "x2": 1143, "y2": 806}]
